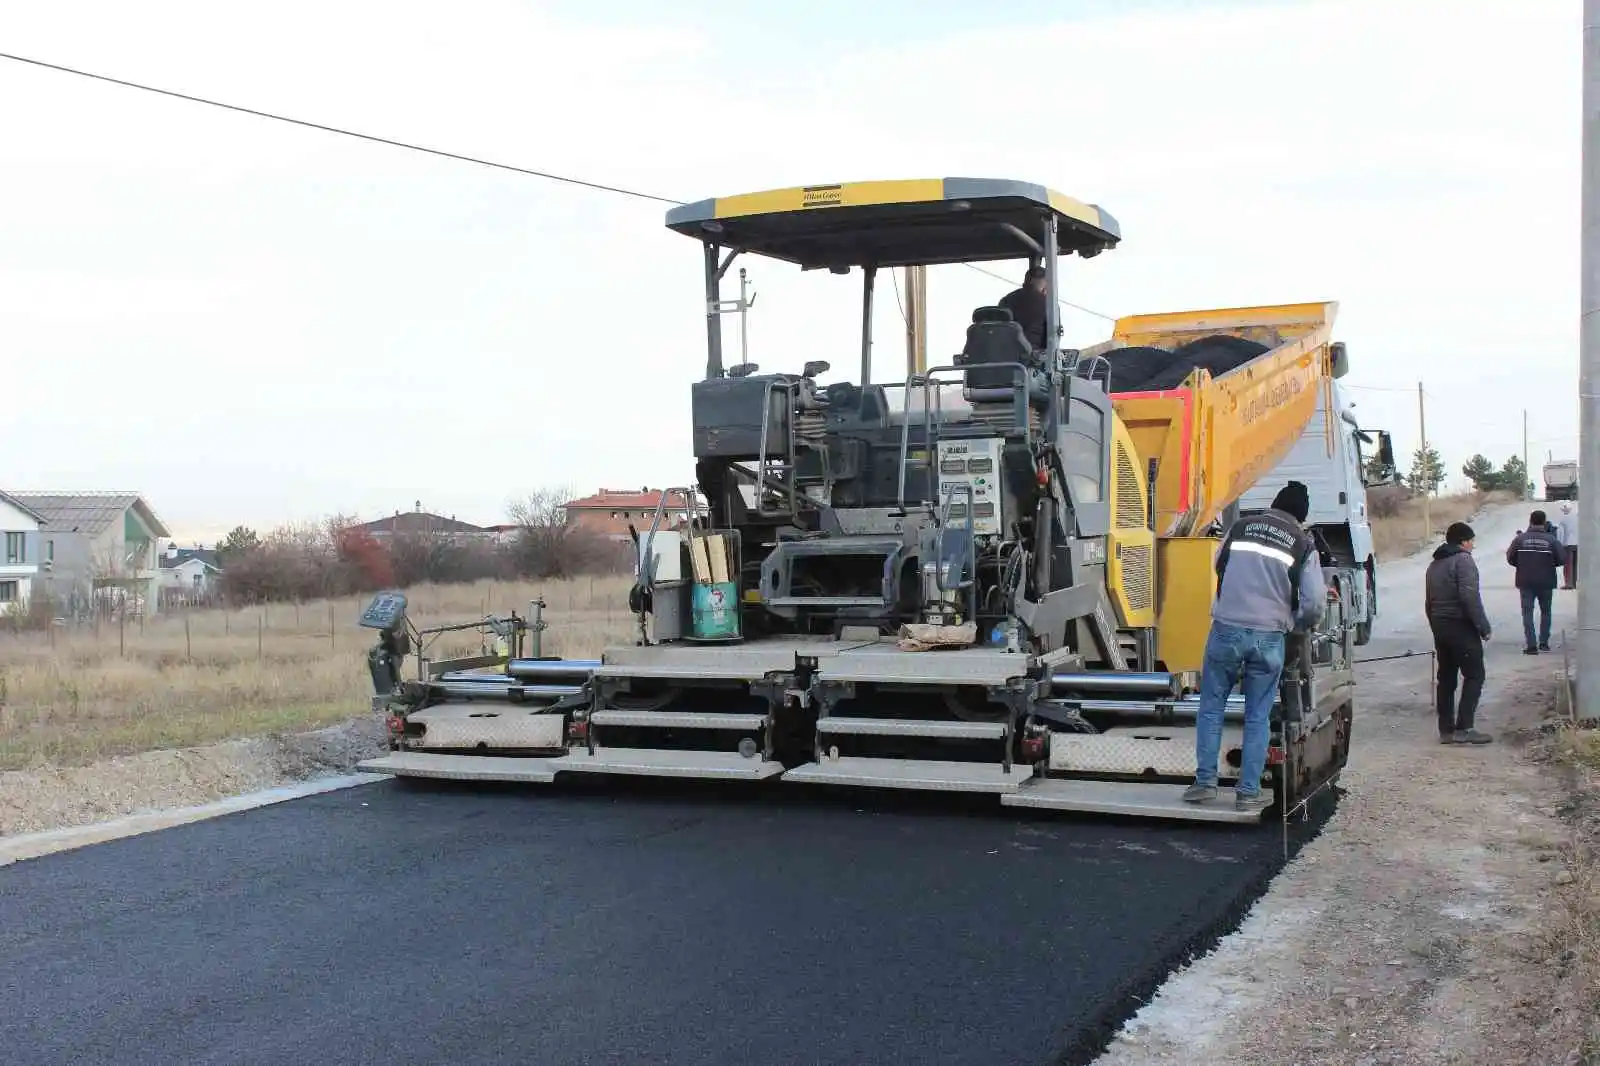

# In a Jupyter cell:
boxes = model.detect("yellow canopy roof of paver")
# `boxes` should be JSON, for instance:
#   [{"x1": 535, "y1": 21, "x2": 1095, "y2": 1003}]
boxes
[{"x1": 664, "y1": 177, "x2": 1120, "y2": 270}]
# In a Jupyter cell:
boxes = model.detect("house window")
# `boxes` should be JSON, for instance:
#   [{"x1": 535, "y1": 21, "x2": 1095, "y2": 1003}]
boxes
[
  {"x1": 0, "y1": 580, "x2": 16, "y2": 603},
  {"x1": 4, "y1": 533, "x2": 22, "y2": 565},
  {"x1": 46, "y1": 539, "x2": 54, "y2": 561},
  {"x1": 193, "y1": 574, "x2": 203, "y2": 589}
]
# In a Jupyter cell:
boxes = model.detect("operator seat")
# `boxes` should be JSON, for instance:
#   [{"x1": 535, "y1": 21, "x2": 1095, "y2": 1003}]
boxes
[{"x1": 957, "y1": 306, "x2": 1047, "y2": 406}]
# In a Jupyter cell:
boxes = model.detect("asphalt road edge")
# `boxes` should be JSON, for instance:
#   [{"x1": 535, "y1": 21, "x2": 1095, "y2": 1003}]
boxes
[{"x1": 0, "y1": 772, "x2": 383, "y2": 868}]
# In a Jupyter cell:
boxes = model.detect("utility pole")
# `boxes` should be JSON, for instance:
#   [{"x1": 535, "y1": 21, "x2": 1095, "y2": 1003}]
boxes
[
  {"x1": 1418, "y1": 381, "x2": 1431, "y2": 540},
  {"x1": 1523, "y1": 409, "x2": 1531, "y2": 500},
  {"x1": 904, "y1": 265, "x2": 927, "y2": 376},
  {"x1": 1580, "y1": 0, "x2": 1600, "y2": 707}
]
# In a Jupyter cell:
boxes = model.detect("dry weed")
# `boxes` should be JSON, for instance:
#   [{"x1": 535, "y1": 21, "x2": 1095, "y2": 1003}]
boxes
[
  {"x1": 1547, "y1": 727, "x2": 1600, "y2": 1061},
  {"x1": 1370, "y1": 490, "x2": 1518, "y2": 560},
  {"x1": 0, "y1": 576, "x2": 635, "y2": 770}
]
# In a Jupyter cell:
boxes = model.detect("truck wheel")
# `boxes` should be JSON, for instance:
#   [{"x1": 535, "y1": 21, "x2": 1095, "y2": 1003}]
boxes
[{"x1": 1354, "y1": 569, "x2": 1376, "y2": 646}]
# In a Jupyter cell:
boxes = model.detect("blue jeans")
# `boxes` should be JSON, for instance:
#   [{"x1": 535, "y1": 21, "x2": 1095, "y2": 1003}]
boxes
[
  {"x1": 1194, "y1": 621, "x2": 1285, "y2": 798},
  {"x1": 1520, "y1": 587, "x2": 1553, "y2": 649}
]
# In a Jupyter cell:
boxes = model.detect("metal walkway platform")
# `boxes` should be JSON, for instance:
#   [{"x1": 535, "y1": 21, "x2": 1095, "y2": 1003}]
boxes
[
  {"x1": 782, "y1": 757, "x2": 1035, "y2": 793},
  {"x1": 1002, "y1": 779, "x2": 1266, "y2": 824},
  {"x1": 360, "y1": 748, "x2": 786, "y2": 783}
]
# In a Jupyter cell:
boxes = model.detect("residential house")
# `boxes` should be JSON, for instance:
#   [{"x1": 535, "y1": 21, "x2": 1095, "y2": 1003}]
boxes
[
  {"x1": 347, "y1": 503, "x2": 492, "y2": 542},
  {"x1": 158, "y1": 546, "x2": 222, "y2": 605},
  {"x1": 566, "y1": 488, "x2": 695, "y2": 541},
  {"x1": 0, "y1": 491, "x2": 45, "y2": 611},
  {"x1": 483, "y1": 524, "x2": 522, "y2": 547},
  {"x1": 8, "y1": 493, "x2": 172, "y2": 615}
]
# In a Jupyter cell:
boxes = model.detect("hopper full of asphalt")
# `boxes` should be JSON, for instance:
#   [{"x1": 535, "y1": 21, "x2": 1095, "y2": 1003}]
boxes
[
  {"x1": 0, "y1": 776, "x2": 1325, "y2": 1066},
  {"x1": 1103, "y1": 335, "x2": 1271, "y2": 393}
]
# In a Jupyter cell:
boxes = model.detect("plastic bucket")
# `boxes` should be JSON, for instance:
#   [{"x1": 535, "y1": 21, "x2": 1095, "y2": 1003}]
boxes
[{"x1": 690, "y1": 581, "x2": 740, "y2": 640}]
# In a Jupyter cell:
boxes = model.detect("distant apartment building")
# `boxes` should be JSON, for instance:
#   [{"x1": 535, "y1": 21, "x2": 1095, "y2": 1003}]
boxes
[
  {"x1": 346, "y1": 503, "x2": 492, "y2": 542},
  {"x1": 565, "y1": 488, "x2": 695, "y2": 541}
]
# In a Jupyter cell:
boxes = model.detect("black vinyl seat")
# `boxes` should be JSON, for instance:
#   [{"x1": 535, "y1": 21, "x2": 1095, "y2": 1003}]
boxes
[{"x1": 957, "y1": 306, "x2": 1047, "y2": 405}]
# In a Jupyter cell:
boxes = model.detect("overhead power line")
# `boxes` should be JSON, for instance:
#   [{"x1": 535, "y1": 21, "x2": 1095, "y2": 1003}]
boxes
[
  {"x1": 0, "y1": 50, "x2": 1119, "y2": 321},
  {"x1": 0, "y1": 51, "x2": 681, "y2": 205}
]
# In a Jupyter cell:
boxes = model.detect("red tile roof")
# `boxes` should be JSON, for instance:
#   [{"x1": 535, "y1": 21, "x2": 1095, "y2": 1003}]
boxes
[{"x1": 568, "y1": 488, "x2": 694, "y2": 510}]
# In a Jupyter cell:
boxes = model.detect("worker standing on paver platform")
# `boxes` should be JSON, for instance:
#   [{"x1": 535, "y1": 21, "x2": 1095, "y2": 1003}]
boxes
[
  {"x1": 1557, "y1": 501, "x2": 1581, "y2": 589},
  {"x1": 1425, "y1": 522, "x2": 1494, "y2": 745},
  {"x1": 1506, "y1": 510, "x2": 1565, "y2": 654},
  {"x1": 1184, "y1": 480, "x2": 1326, "y2": 813}
]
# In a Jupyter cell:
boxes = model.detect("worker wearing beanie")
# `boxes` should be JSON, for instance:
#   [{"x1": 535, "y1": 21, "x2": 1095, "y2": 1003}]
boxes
[
  {"x1": 1425, "y1": 521, "x2": 1493, "y2": 744},
  {"x1": 1184, "y1": 479, "x2": 1327, "y2": 814}
]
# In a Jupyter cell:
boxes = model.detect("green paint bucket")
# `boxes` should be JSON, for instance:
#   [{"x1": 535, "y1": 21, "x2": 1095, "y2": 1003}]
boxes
[{"x1": 690, "y1": 581, "x2": 740, "y2": 640}]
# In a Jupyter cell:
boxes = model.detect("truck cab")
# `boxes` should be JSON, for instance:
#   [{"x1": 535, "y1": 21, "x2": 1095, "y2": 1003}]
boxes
[{"x1": 1238, "y1": 380, "x2": 1393, "y2": 645}]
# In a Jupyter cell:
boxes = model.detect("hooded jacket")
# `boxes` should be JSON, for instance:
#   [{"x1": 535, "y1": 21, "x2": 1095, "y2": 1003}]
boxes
[
  {"x1": 998, "y1": 286, "x2": 1049, "y2": 350},
  {"x1": 1425, "y1": 543, "x2": 1491, "y2": 637},
  {"x1": 1212, "y1": 507, "x2": 1326, "y2": 633},
  {"x1": 1506, "y1": 527, "x2": 1565, "y2": 590}
]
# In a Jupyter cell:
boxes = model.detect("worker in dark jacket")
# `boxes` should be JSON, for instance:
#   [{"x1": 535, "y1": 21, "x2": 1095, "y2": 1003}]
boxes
[
  {"x1": 1507, "y1": 510, "x2": 1565, "y2": 653},
  {"x1": 998, "y1": 265, "x2": 1051, "y2": 350},
  {"x1": 1425, "y1": 522, "x2": 1493, "y2": 745},
  {"x1": 1184, "y1": 480, "x2": 1326, "y2": 814}
]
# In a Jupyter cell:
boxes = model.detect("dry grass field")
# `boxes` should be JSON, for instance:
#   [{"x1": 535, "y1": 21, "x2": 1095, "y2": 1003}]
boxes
[
  {"x1": 0, "y1": 491, "x2": 1524, "y2": 772},
  {"x1": 1370, "y1": 489, "x2": 1507, "y2": 560},
  {"x1": 0, "y1": 576, "x2": 635, "y2": 770}
]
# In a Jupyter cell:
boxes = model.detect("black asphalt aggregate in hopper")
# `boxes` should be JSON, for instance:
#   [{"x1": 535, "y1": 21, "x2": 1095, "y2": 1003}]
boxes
[
  {"x1": 0, "y1": 776, "x2": 1331, "y2": 1066},
  {"x1": 1104, "y1": 335, "x2": 1271, "y2": 394}
]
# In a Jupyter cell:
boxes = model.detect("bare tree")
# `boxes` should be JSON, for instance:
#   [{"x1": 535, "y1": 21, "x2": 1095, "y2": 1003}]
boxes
[{"x1": 507, "y1": 487, "x2": 619, "y2": 578}]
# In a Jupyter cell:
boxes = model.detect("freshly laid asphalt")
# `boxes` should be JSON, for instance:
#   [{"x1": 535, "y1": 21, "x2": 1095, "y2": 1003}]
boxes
[{"x1": 0, "y1": 776, "x2": 1318, "y2": 1066}]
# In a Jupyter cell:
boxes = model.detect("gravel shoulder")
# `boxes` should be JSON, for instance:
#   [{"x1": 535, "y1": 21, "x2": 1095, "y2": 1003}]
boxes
[
  {"x1": 0, "y1": 717, "x2": 385, "y2": 839},
  {"x1": 1095, "y1": 503, "x2": 1599, "y2": 1066}
]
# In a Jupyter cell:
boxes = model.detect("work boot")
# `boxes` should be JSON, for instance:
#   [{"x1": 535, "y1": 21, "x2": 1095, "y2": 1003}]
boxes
[
  {"x1": 1182, "y1": 783, "x2": 1218, "y2": 804},
  {"x1": 1453, "y1": 729, "x2": 1494, "y2": 745},
  {"x1": 1439, "y1": 732, "x2": 1459, "y2": 745},
  {"x1": 1540, "y1": 641, "x2": 1551, "y2": 651},
  {"x1": 1234, "y1": 789, "x2": 1274, "y2": 814},
  {"x1": 1524, "y1": 647, "x2": 1539, "y2": 655}
]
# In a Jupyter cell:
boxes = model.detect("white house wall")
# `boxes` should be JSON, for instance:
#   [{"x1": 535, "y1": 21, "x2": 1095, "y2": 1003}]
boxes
[{"x1": 0, "y1": 498, "x2": 41, "y2": 608}]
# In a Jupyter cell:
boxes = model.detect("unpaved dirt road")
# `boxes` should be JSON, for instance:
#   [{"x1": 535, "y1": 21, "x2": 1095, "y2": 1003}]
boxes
[{"x1": 1096, "y1": 502, "x2": 1592, "y2": 1066}]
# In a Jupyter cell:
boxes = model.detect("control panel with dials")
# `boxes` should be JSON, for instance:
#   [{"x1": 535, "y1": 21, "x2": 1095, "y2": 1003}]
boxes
[{"x1": 935, "y1": 437, "x2": 1005, "y2": 537}]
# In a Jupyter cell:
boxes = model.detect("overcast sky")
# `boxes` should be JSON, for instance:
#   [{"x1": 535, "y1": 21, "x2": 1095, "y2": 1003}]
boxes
[{"x1": 0, "y1": 0, "x2": 1578, "y2": 542}]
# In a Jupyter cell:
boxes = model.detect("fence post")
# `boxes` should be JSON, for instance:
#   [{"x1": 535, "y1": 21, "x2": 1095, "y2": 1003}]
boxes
[
  {"x1": 258, "y1": 612, "x2": 264, "y2": 660},
  {"x1": 119, "y1": 609, "x2": 125, "y2": 658},
  {"x1": 329, "y1": 601, "x2": 336, "y2": 651},
  {"x1": 185, "y1": 615, "x2": 192, "y2": 661}
]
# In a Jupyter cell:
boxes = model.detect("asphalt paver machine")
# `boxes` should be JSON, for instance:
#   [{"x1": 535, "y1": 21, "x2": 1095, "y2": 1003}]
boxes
[{"x1": 359, "y1": 178, "x2": 1357, "y2": 823}]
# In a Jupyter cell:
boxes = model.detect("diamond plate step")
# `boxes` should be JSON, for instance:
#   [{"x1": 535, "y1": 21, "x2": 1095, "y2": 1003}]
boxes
[
  {"x1": 1002, "y1": 779, "x2": 1267, "y2": 823},
  {"x1": 783, "y1": 757, "x2": 1034, "y2": 793},
  {"x1": 815, "y1": 717, "x2": 1006, "y2": 740}
]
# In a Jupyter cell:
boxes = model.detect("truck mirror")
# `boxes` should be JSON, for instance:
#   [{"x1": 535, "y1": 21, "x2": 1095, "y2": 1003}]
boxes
[
  {"x1": 802, "y1": 360, "x2": 831, "y2": 378},
  {"x1": 1329, "y1": 342, "x2": 1350, "y2": 379},
  {"x1": 729, "y1": 363, "x2": 759, "y2": 378}
]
